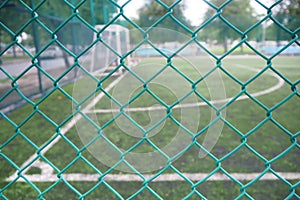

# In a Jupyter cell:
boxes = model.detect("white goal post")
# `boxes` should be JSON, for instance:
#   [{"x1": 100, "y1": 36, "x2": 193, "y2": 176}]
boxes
[{"x1": 91, "y1": 24, "x2": 131, "y2": 75}]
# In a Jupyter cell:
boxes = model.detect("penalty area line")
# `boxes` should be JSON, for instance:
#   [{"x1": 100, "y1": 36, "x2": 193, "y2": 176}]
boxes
[
  {"x1": 6, "y1": 71, "x2": 128, "y2": 182},
  {"x1": 7, "y1": 172, "x2": 300, "y2": 182},
  {"x1": 86, "y1": 68, "x2": 285, "y2": 114}
]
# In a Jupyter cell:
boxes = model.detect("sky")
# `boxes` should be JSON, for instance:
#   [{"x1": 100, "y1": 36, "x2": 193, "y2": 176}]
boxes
[
  {"x1": 118, "y1": 0, "x2": 206, "y2": 26},
  {"x1": 117, "y1": 0, "x2": 269, "y2": 26}
]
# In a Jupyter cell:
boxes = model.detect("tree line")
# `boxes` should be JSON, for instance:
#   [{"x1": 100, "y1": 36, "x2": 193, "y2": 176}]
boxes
[
  {"x1": 1, "y1": 0, "x2": 299, "y2": 54},
  {"x1": 134, "y1": 0, "x2": 299, "y2": 52}
]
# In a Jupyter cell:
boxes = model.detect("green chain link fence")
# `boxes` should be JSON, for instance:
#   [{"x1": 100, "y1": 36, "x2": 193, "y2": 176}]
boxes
[{"x1": 0, "y1": 0, "x2": 299, "y2": 199}]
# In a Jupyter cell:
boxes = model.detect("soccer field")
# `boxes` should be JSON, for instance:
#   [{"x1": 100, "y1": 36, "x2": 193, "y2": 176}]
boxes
[{"x1": 0, "y1": 56, "x2": 299, "y2": 199}]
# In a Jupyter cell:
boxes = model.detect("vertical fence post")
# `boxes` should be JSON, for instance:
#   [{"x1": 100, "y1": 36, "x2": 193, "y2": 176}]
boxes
[
  {"x1": 262, "y1": 21, "x2": 266, "y2": 47},
  {"x1": 103, "y1": 0, "x2": 109, "y2": 24},
  {"x1": 90, "y1": 0, "x2": 96, "y2": 26},
  {"x1": 71, "y1": 0, "x2": 78, "y2": 55},
  {"x1": 30, "y1": 0, "x2": 43, "y2": 94},
  {"x1": 0, "y1": 30, "x2": 2, "y2": 65},
  {"x1": 71, "y1": 0, "x2": 78, "y2": 78}
]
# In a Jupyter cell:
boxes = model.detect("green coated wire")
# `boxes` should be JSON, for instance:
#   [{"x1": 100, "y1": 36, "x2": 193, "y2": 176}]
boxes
[{"x1": 0, "y1": 0, "x2": 299, "y2": 199}]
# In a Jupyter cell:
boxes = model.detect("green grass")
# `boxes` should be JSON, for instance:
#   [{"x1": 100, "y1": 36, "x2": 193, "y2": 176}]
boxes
[
  {"x1": 1, "y1": 55, "x2": 29, "y2": 63},
  {"x1": 209, "y1": 45, "x2": 257, "y2": 55},
  {"x1": 0, "y1": 56, "x2": 299, "y2": 199},
  {"x1": 1, "y1": 180, "x2": 298, "y2": 199},
  {"x1": 0, "y1": 77, "x2": 14, "y2": 84}
]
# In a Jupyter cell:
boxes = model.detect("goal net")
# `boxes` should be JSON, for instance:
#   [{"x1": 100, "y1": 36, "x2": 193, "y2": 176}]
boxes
[{"x1": 91, "y1": 24, "x2": 131, "y2": 76}]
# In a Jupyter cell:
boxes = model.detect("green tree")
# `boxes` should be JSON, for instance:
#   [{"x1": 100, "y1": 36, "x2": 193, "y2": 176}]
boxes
[
  {"x1": 277, "y1": 0, "x2": 300, "y2": 31},
  {"x1": 0, "y1": 0, "x2": 118, "y2": 63},
  {"x1": 0, "y1": 1, "x2": 32, "y2": 57},
  {"x1": 268, "y1": 0, "x2": 300, "y2": 44},
  {"x1": 202, "y1": 0, "x2": 257, "y2": 53},
  {"x1": 137, "y1": 0, "x2": 192, "y2": 43},
  {"x1": 1, "y1": 0, "x2": 118, "y2": 42}
]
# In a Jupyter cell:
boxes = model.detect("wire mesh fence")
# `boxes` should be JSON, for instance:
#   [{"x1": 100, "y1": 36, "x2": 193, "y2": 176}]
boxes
[{"x1": 0, "y1": 0, "x2": 299, "y2": 199}]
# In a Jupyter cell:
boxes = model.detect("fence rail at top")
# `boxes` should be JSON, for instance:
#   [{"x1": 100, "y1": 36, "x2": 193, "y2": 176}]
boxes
[{"x1": 0, "y1": 0, "x2": 299, "y2": 199}]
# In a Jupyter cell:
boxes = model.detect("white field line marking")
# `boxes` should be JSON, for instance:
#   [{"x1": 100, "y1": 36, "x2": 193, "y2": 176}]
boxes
[
  {"x1": 7, "y1": 172, "x2": 300, "y2": 182},
  {"x1": 6, "y1": 72, "x2": 128, "y2": 182},
  {"x1": 6, "y1": 65, "x2": 287, "y2": 183},
  {"x1": 86, "y1": 67, "x2": 285, "y2": 114}
]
